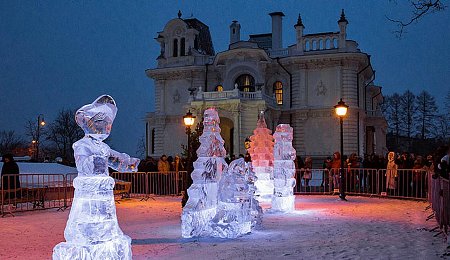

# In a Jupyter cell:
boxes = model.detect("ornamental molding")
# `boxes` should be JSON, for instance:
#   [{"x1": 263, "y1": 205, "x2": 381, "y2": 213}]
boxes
[
  {"x1": 308, "y1": 109, "x2": 333, "y2": 118},
  {"x1": 172, "y1": 89, "x2": 181, "y2": 103},
  {"x1": 316, "y1": 80, "x2": 327, "y2": 96},
  {"x1": 146, "y1": 67, "x2": 204, "y2": 80}
]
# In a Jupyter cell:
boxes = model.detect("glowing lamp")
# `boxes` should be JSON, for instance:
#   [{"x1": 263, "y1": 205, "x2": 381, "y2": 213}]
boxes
[
  {"x1": 334, "y1": 99, "x2": 348, "y2": 117},
  {"x1": 183, "y1": 110, "x2": 195, "y2": 127}
]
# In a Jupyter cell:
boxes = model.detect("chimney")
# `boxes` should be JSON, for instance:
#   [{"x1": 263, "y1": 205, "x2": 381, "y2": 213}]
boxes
[
  {"x1": 230, "y1": 20, "x2": 241, "y2": 45},
  {"x1": 269, "y1": 12, "x2": 285, "y2": 50}
]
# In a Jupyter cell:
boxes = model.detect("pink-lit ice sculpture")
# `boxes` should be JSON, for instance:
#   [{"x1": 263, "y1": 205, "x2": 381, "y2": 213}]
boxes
[
  {"x1": 53, "y1": 95, "x2": 139, "y2": 260},
  {"x1": 248, "y1": 111, "x2": 274, "y2": 202},
  {"x1": 181, "y1": 108, "x2": 227, "y2": 238},
  {"x1": 210, "y1": 158, "x2": 262, "y2": 238},
  {"x1": 271, "y1": 124, "x2": 296, "y2": 212}
]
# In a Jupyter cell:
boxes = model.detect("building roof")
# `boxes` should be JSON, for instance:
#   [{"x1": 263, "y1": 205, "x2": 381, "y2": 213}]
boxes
[
  {"x1": 0, "y1": 162, "x2": 77, "y2": 175},
  {"x1": 183, "y1": 18, "x2": 215, "y2": 56}
]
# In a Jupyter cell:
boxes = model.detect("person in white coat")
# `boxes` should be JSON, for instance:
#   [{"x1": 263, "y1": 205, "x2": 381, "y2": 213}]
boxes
[{"x1": 386, "y1": 152, "x2": 398, "y2": 193}]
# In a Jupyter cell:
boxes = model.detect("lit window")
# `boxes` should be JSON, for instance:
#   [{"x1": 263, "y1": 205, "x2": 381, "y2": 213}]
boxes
[
  {"x1": 273, "y1": 81, "x2": 283, "y2": 105},
  {"x1": 234, "y1": 74, "x2": 255, "y2": 92},
  {"x1": 216, "y1": 85, "x2": 223, "y2": 92}
]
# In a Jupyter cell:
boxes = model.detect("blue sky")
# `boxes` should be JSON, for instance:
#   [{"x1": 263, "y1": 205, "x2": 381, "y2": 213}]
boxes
[{"x1": 0, "y1": 0, "x2": 449, "y2": 156}]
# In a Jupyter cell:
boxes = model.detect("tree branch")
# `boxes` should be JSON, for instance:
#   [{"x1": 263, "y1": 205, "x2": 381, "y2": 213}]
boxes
[{"x1": 386, "y1": 0, "x2": 446, "y2": 37}]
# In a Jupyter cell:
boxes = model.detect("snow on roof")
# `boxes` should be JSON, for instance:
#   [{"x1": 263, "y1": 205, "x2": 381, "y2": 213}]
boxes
[{"x1": 0, "y1": 162, "x2": 77, "y2": 175}]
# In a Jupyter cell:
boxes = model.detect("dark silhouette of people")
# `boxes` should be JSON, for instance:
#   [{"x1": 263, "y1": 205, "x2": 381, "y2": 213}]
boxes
[{"x1": 1, "y1": 154, "x2": 20, "y2": 199}]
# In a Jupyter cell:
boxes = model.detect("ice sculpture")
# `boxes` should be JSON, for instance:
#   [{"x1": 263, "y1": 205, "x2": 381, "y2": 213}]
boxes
[
  {"x1": 181, "y1": 108, "x2": 227, "y2": 238},
  {"x1": 271, "y1": 124, "x2": 296, "y2": 212},
  {"x1": 210, "y1": 158, "x2": 262, "y2": 238},
  {"x1": 53, "y1": 95, "x2": 139, "y2": 260},
  {"x1": 248, "y1": 111, "x2": 274, "y2": 202}
]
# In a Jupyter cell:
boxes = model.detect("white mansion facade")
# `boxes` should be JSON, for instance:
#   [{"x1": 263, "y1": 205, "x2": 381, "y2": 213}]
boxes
[{"x1": 145, "y1": 10, "x2": 387, "y2": 158}]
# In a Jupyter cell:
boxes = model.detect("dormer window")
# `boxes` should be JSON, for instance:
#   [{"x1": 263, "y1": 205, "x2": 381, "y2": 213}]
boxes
[
  {"x1": 273, "y1": 81, "x2": 283, "y2": 105},
  {"x1": 215, "y1": 85, "x2": 224, "y2": 92},
  {"x1": 173, "y1": 39, "x2": 178, "y2": 57},
  {"x1": 235, "y1": 74, "x2": 255, "y2": 92}
]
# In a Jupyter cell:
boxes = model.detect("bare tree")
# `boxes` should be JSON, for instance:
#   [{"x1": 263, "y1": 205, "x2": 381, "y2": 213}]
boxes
[
  {"x1": 25, "y1": 120, "x2": 38, "y2": 142},
  {"x1": 434, "y1": 114, "x2": 450, "y2": 141},
  {"x1": 400, "y1": 90, "x2": 417, "y2": 138},
  {"x1": 415, "y1": 90, "x2": 438, "y2": 139},
  {"x1": 387, "y1": 0, "x2": 447, "y2": 37},
  {"x1": 445, "y1": 90, "x2": 450, "y2": 115},
  {"x1": 45, "y1": 109, "x2": 84, "y2": 163},
  {"x1": 383, "y1": 93, "x2": 403, "y2": 136},
  {"x1": 0, "y1": 130, "x2": 25, "y2": 155},
  {"x1": 136, "y1": 135, "x2": 147, "y2": 159}
]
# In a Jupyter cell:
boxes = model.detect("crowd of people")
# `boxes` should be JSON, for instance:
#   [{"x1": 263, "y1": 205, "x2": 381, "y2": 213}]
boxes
[{"x1": 294, "y1": 145, "x2": 450, "y2": 197}]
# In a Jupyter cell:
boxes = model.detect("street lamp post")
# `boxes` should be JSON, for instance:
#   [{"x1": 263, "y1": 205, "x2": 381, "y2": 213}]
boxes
[
  {"x1": 34, "y1": 114, "x2": 46, "y2": 161},
  {"x1": 334, "y1": 99, "x2": 348, "y2": 201},
  {"x1": 182, "y1": 110, "x2": 196, "y2": 206},
  {"x1": 183, "y1": 110, "x2": 196, "y2": 173}
]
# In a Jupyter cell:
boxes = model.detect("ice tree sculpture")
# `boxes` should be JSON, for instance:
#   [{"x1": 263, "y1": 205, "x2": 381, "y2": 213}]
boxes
[
  {"x1": 181, "y1": 108, "x2": 227, "y2": 238},
  {"x1": 210, "y1": 158, "x2": 262, "y2": 238},
  {"x1": 248, "y1": 111, "x2": 274, "y2": 202},
  {"x1": 53, "y1": 95, "x2": 139, "y2": 260},
  {"x1": 271, "y1": 124, "x2": 296, "y2": 212}
]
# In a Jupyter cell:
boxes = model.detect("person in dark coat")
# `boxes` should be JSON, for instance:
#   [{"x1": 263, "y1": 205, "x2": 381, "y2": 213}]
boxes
[{"x1": 1, "y1": 154, "x2": 20, "y2": 199}]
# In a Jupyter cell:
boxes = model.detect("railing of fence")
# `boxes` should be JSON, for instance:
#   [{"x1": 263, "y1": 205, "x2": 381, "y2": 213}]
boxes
[
  {"x1": 0, "y1": 169, "x2": 437, "y2": 217},
  {"x1": 0, "y1": 174, "x2": 69, "y2": 216},
  {"x1": 0, "y1": 171, "x2": 189, "y2": 216},
  {"x1": 294, "y1": 168, "x2": 429, "y2": 200},
  {"x1": 428, "y1": 176, "x2": 450, "y2": 238}
]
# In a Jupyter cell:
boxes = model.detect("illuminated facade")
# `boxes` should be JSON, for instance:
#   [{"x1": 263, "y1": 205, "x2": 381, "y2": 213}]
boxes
[{"x1": 145, "y1": 10, "x2": 387, "y2": 158}]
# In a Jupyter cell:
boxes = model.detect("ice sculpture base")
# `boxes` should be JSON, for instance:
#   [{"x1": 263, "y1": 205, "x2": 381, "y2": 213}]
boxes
[
  {"x1": 181, "y1": 207, "x2": 216, "y2": 238},
  {"x1": 255, "y1": 179, "x2": 274, "y2": 202},
  {"x1": 210, "y1": 201, "x2": 253, "y2": 238},
  {"x1": 53, "y1": 234, "x2": 131, "y2": 260},
  {"x1": 271, "y1": 195, "x2": 295, "y2": 212}
]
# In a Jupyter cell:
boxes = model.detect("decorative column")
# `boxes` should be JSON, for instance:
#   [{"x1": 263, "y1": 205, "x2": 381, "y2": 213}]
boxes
[
  {"x1": 181, "y1": 108, "x2": 227, "y2": 238},
  {"x1": 248, "y1": 111, "x2": 274, "y2": 202},
  {"x1": 271, "y1": 124, "x2": 297, "y2": 212}
]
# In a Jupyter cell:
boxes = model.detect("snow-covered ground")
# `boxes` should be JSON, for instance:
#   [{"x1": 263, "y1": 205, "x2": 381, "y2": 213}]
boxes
[{"x1": 0, "y1": 195, "x2": 446, "y2": 259}]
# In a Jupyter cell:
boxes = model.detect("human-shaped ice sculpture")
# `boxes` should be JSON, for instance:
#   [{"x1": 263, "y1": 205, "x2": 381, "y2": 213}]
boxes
[
  {"x1": 248, "y1": 111, "x2": 274, "y2": 202},
  {"x1": 181, "y1": 108, "x2": 227, "y2": 238},
  {"x1": 53, "y1": 95, "x2": 139, "y2": 260},
  {"x1": 271, "y1": 124, "x2": 296, "y2": 212},
  {"x1": 210, "y1": 158, "x2": 262, "y2": 238}
]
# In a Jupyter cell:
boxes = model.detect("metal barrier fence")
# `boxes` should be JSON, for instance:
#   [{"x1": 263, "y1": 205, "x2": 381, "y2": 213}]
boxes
[
  {"x1": 1, "y1": 171, "x2": 188, "y2": 217},
  {"x1": 110, "y1": 171, "x2": 189, "y2": 199},
  {"x1": 428, "y1": 176, "x2": 450, "y2": 238},
  {"x1": 0, "y1": 174, "x2": 69, "y2": 217},
  {"x1": 0, "y1": 169, "x2": 435, "y2": 216},
  {"x1": 295, "y1": 168, "x2": 428, "y2": 200}
]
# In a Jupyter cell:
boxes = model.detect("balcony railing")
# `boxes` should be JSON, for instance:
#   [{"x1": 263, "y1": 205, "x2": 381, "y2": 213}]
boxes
[
  {"x1": 194, "y1": 87, "x2": 276, "y2": 104},
  {"x1": 366, "y1": 110, "x2": 384, "y2": 117},
  {"x1": 267, "y1": 48, "x2": 289, "y2": 58}
]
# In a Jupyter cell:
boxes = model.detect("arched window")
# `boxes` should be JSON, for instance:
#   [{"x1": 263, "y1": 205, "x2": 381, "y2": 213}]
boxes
[
  {"x1": 273, "y1": 81, "x2": 283, "y2": 105},
  {"x1": 194, "y1": 35, "x2": 199, "y2": 50},
  {"x1": 234, "y1": 74, "x2": 255, "y2": 92},
  {"x1": 325, "y1": 38, "x2": 331, "y2": 49},
  {"x1": 215, "y1": 85, "x2": 223, "y2": 92},
  {"x1": 180, "y1": 38, "x2": 186, "y2": 56},
  {"x1": 173, "y1": 39, "x2": 178, "y2": 57}
]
